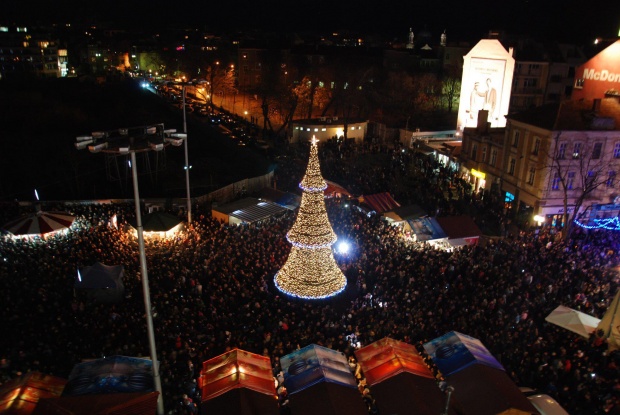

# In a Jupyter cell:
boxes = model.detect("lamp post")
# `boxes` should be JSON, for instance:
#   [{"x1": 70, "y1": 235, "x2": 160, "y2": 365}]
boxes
[
  {"x1": 181, "y1": 85, "x2": 192, "y2": 224},
  {"x1": 75, "y1": 125, "x2": 185, "y2": 415}
]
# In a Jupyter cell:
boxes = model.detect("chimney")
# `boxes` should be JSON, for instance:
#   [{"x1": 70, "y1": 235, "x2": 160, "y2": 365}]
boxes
[{"x1": 477, "y1": 110, "x2": 490, "y2": 133}]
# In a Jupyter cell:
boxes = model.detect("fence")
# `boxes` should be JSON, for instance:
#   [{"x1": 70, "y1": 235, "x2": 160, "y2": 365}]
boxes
[{"x1": 195, "y1": 171, "x2": 274, "y2": 206}]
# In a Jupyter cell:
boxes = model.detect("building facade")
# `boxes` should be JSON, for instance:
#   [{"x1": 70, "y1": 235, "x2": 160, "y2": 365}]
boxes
[
  {"x1": 290, "y1": 118, "x2": 367, "y2": 144},
  {"x1": 0, "y1": 25, "x2": 67, "y2": 79},
  {"x1": 456, "y1": 39, "x2": 515, "y2": 132},
  {"x1": 461, "y1": 98, "x2": 620, "y2": 224}
]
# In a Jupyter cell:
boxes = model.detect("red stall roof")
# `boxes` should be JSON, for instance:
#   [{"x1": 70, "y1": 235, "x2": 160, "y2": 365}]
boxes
[
  {"x1": 0, "y1": 372, "x2": 66, "y2": 414},
  {"x1": 355, "y1": 338, "x2": 434, "y2": 386},
  {"x1": 201, "y1": 349, "x2": 276, "y2": 400}
]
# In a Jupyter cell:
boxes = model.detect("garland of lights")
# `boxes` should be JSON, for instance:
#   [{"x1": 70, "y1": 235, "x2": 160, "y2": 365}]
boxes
[
  {"x1": 574, "y1": 216, "x2": 620, "y2": 231},
  {"x1": 274, "y1": 137, "x2": 347, "y2": 299}
]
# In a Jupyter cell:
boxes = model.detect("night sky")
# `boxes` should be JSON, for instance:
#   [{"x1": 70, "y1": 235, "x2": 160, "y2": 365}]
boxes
[{"x1": 4, "y1": 0, "x2": 619, "y2": 44}]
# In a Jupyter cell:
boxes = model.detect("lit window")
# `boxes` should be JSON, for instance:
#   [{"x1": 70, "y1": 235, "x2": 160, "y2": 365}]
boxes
[
  {"x1": 552, "y1": 172, "x2": 560, "y2": 190},
  {"x1": 528, "y1": 167, "x2": 535, "y2": 185},
  {"x1": 314, "y1": 128, "x2": 318, "y2": 132},
  {"x1": 607, "y1": 171, "x2": 616, "y2": 188},
  {"x1": 614, "y1": 143, "x2": 620, "y2": 158},
  {"x1": 572, "y1": 142, "x2": 582, "y2": 159},
  {"x1": 351, "y1": 127, "x2": 355, "y2": 130},
  {"x1": 321, "y1": 128, "x2": 326, "y2": 131},
  {"x1": 567, "y1": 172, "x2": 575, "y2": 189},
  {"x1": 558, "y1": 142, "x2": 567, "y2": 159}
]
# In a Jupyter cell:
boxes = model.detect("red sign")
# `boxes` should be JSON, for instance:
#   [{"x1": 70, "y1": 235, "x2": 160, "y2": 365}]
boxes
[{"x1": 573, "y1": 40, "x2": 620, "y2": 100}]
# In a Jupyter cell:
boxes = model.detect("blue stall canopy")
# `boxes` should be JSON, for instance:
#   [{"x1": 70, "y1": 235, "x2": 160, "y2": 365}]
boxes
[
  {"x1": 423, "y1": 331, "x2": 504, "y2": 377},
  {"x1": 281, "y1": 344, "x2": 357, "y2": 394},
  {"x1": 62, "y1": 356, "x2": 154, "y2": 396}
]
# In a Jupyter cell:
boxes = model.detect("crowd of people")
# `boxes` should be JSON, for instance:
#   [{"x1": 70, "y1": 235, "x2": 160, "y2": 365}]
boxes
[{"x1": 0, "y1": 142, "x2": 619, "y2": 415}]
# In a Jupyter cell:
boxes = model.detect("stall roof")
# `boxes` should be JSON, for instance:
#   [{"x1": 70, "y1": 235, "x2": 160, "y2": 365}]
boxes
[
  {"x1": 384, "y1": 204, "x2": 427, "y2": 221},
  {"x1": 435, "y1": 215, "x2": 482, "y2": 240},
  {"x1": 255, "y1": 188, "x2": 300, "y2": 210},
  {"x1": 214, "y1": 197, "x2": 289, "y2": 224},
  {"x1": 360, "y1": 193, "x2": 400, "y2": 214}
]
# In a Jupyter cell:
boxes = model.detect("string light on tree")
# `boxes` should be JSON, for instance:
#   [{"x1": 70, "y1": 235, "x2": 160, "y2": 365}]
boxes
[
  {"x1": 274, "y1": 136, "x2": 347, "y2": 299},
  {"x1": 575, "y1": 216, "x2": 620, "y2": 231}
]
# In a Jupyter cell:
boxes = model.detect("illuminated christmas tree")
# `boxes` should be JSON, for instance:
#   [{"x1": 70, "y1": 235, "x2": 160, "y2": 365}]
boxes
[{"x1": 274, "y1": 137, "x2": 347, "y2": 299}]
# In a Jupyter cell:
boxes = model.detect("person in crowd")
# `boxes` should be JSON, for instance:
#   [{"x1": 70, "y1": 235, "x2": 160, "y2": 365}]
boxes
[{"x1": 0, "y1": 143, "x2": 618, "y2": 415}]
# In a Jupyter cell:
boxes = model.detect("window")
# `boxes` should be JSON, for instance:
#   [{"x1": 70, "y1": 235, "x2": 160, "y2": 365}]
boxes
[
  {"x1": 481, "y1": 146, "x2": 487, "y2": 163},
  {"x1": 575, "y1": 78, "x2": 584, "y2": 88},
  {"x1": 524, "y1": 78, "x2": 537, "y2": 87},
  {"x1": 512, "y1": 131, "x2": 520, "y2": 147},
  {"x1": 614, "y1": 143, "x2": 620, "y2": 158},
  {"x1": 592, "y1": 142, "x2": 603, "y2": 159},
  {"x1": 558, "y1": 142, "x2": 567, "y2": 159},
  {"x1": 572, "y1": 142, "x2": 582, "y2": 159},
  {"x1": 607, "y1": 171, "x2": 616, "y2": 188},
  {"x1": 586, "y1": 170, "x2": 597, "y2": 187},
  {"x1": 567, "y1": 172, "x2": 575, "y2": 190},
  {"x1": 490, "y1": 149, "x2": 497, "y2": 167},
  {"x1": 472, "y1": 144, "x2": 478, "y2": 160},
  {"x1": 552, "y1": 172, "x2": 561, "y2": 190},
  {"x1": 532, "y1": 137, "x2": 540, "y2": 155},
  {"x1": 527, "y1": 167, "x2": 535, "y2": 185},
  {"x1": 508, "y1": 158, "x2": 516, "y2": 175}
]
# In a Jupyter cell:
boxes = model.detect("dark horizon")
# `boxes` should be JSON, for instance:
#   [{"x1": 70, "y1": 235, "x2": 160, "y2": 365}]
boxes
[{"x1": 4, "y1": 0, "x2": 619, "y2": 45}]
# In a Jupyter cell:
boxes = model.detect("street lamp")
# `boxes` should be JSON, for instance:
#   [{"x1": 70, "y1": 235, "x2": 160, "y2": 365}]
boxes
[
  {"x1": 181, "y1": 85, "x2": 192, "y2": 224},
  {"x1": 75, "y1": 125, "x2": 184, "y2": 415}
]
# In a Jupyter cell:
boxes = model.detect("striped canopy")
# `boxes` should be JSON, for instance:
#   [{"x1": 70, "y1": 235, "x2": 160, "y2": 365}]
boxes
[{"x1": 3, "y1": 211, "x2": 75, "y2": 236}]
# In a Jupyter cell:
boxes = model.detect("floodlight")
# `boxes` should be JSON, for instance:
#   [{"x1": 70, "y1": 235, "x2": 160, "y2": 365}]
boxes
[
  {"x1": 88, "y1": 142, "x2": 108, "y2": 153},
  {"x1": 165, "y1": 137, "x2": 184, "y2": 146},
  {"x1": 75, "y1": 139, "x2": 93, "y2": 150}
]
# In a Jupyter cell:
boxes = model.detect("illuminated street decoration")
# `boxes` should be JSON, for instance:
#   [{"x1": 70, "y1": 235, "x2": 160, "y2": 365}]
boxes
[
  {"x1": 274, "y1": 137, "x2": 347, "y2": 299},
  {"x1": 574, "y1": 216, "x2": 620, "y2": 230}
]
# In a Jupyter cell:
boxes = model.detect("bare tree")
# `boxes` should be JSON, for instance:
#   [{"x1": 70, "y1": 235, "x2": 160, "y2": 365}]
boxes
[
  {"x1": 548, "y1": 133, "x2": 620, "y2": 240},
  {"x1": 441, "y1": 66, "x2": 461, "y2": 113}
]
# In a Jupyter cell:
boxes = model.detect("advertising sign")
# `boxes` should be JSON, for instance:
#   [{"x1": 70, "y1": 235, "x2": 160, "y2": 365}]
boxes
[
  {"x1": 572, "y1": 40, "x2": 620, "y2": 100},
  {"x1": 457, "y1": 40, "x2": 515, "y2": 131}
]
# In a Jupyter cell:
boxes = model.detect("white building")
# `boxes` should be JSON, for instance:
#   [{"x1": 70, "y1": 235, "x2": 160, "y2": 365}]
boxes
[
  {"x1": 456, "y1": 39, "x2": 515, "y2": 132},
  {"x1": 290, "y1": 118, "x2": 367, "y2": 144}
]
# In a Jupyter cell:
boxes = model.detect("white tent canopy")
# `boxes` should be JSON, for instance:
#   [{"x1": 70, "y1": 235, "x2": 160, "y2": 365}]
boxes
[
  {"x1": 545, "y1": 305, "x2": 601, "y2": 339},
  {"x1": 596, "y1": 290, "x2": 620, "y2": 351}
]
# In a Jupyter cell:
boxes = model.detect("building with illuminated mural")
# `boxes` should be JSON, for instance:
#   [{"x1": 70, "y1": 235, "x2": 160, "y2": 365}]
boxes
[
  {"x1": 460, "y1": 39, "x2": 620, "y2": 226},
  {"x1": 456, "y1": 39, "x2": 515, "y2": 133}
]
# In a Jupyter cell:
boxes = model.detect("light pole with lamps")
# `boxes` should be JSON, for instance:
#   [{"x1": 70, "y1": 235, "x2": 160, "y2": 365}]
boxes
[
  {"x1": 181, "y1": 85, "x2": 192, "y2": 224},
  {"x1": 75, "y1": 125, "x2": 185, "y2": 415}
]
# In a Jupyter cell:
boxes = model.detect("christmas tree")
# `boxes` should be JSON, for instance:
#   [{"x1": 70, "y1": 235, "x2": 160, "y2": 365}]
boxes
[{"x1": 274, "y1": 137, "x2": 347, "y2": 299}]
